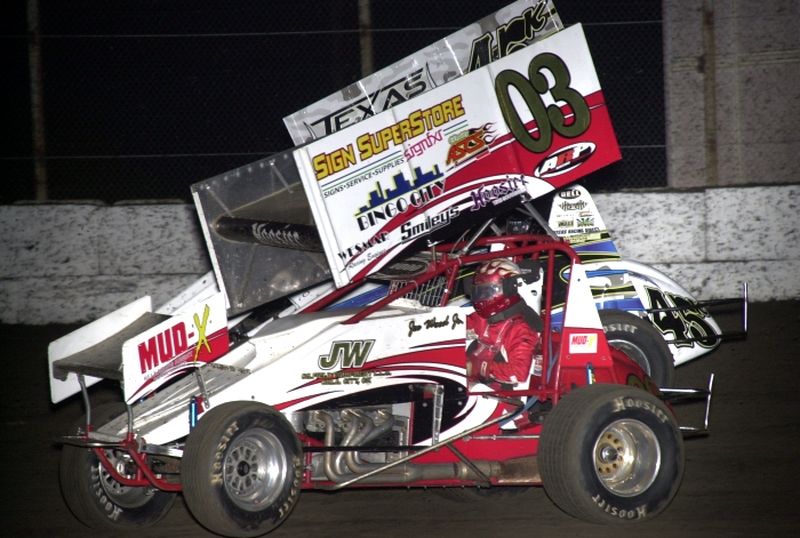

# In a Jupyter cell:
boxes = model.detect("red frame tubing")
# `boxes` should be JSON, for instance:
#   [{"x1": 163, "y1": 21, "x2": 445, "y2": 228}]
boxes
[{"x1": 92, "y1": 434, "x2": 182, "y2": 492}]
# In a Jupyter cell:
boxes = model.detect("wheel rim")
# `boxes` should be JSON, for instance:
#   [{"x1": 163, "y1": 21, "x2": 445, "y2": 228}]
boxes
[
  {"x1": 609, "y1": 338, "x2": 652, "y2": 377},
  {"x1": 593, "y1": 419, "x2": 661, "y2": 497},
  {"x1": 223, "y1": 427, "x2": 288, "y2": 511},
  {"x1": 96, "y1": 449, "x2": 154, "y2": 508}
]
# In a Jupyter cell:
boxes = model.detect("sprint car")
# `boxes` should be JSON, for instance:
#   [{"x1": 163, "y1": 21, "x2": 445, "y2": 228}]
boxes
[{"x1": 52, "y1": 233, "x2": 713, "y2": 536}]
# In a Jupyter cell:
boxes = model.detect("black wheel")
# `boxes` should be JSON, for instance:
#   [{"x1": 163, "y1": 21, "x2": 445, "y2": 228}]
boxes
[
  {"x1": 539, "y1": 383, "x2": 684, "y2": 524},
  {"x1": 59, "y1": 403, "x2": 176, "y2": 529},
  {"x1": 600, "y1": 310, "x2": 676, "y2": 387},
  {"x1": 182, "y1": 402, "x2": 303, "y2": 537}
]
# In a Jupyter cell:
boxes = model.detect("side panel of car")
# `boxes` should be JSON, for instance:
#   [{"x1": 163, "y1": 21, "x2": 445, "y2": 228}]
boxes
[{"x1": 133, "y1": 305, "x2": 504, "y2": 448}]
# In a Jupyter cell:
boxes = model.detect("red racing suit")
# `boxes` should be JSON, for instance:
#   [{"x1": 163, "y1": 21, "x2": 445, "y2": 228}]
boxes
[{"x1": 466, "y1": 313, "x2": 540, "y2": 386}]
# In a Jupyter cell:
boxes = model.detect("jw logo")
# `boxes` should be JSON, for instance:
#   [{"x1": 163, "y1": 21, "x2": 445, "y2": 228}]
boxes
[{"x1": 318, "y1": 340, "x2": 375, "y2": 370}]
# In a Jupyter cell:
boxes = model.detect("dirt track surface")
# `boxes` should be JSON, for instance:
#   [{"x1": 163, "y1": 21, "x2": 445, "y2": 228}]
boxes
[{"x1": 2, "y1": 300, "x2": 799, "y2": 537}]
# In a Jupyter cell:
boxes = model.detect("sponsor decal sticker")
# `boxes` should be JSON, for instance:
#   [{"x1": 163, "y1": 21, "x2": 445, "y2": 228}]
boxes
[
  {"x1": 138, "y1": 322, "x2": 189, "y2": 375},
  {"x1": 558, "y1": 188, "x2": 581, "y2": 199},
  {"x1": 569, "y1": 333, "x2": 598, "y2": 353},
  {"x1": 470, "y1": 175, "x2": 527, "y2": 211},
  {"x1": 355, "y1": 165, "x2": 445, "y2": 231},
  {"x1": 125, "y1": 293, "x2": 229, "y2": 402},
  {"x1": 446, "y1": 123, "x2": 495, "y2": 166},
  {"x1": 400, "y1": 207, "x2": 460, "y2": 242},
  {"x1": 468, "y1": 1, "x2": 558, "y2": 71},
  {"x1": 306, "y1": 68, "x2": 428, "y2": 141},
  {"x1": 137, "y1": 303, "x2": 226, "y2": 376},
  {"x1": 192, "y1": 304, "x2": 211, "y2": 361},
  {"x1": 318, "y1": 340, "x2": 375, "y2": 370},
  {"x1": 534, "y1": 142, "x2": 596, "y2": 179},
  {"x1": 311, "y1": 94, "x2": 464, "y2": 181},
  {"x1": 404, "y1": 129, "x2": 443, "y2": 160},
  {"x1": 408, "y1": 313, "x2": 465, "y2": 337},
  {"x1": 301, "y1": 370, "x2": 389, "y2": 386},
  {"x1": 559, "y1": 199, "x2": 588, "y2": 211}
]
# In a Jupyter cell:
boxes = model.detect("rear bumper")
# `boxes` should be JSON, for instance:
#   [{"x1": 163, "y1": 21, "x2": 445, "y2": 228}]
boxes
[{"x1": 660, "y1": 373, "x2": 715, "y2": 438}]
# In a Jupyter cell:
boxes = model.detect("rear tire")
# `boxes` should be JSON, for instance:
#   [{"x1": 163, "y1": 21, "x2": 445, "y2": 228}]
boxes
[
  {"x1": 182, "y1": 402, "x2": 303, "y2": 537},
  {"x1": 539, "y1": 384, "x2": 684, "y2": 524},
  {"x1": 59, "y1": 403, "x2": 176, "y2": 529},
  {"x1": 600, "y1": 310, "x2": 676, "y2": 387}
]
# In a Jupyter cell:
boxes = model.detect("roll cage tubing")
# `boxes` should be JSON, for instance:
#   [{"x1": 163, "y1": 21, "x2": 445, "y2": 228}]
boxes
[{"x1": 301, "y1": 233, "x2": 582, "y2": 401}]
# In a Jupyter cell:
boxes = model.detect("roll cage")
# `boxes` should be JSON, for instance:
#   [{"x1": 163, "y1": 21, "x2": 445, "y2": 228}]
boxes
[{"x1": 301, "y1": 233, "x2": 617, "y2": 402}]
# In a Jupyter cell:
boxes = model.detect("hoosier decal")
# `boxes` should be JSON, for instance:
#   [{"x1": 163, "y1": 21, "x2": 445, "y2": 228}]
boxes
[{"x1": 470, "y1": 175, "x2": 528, "y2": 211}]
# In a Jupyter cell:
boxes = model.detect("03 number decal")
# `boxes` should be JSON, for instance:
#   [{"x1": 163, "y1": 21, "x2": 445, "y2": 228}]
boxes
[
  {"x1": 645, "y1": 287, "x2": 717, "y2": 349},
  {"x1": 494, "y1": 52, "x2": 591, "y2": 153}
]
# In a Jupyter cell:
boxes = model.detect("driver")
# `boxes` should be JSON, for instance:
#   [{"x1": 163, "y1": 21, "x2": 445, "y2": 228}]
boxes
[{"x1": 466, "y1": 259, "x2": 541, "y2": 387}]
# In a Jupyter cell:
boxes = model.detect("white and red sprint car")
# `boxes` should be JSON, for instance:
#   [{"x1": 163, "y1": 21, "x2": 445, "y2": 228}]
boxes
[
  {"x1": 52, "y1": 232, "x2": 713, "y2": 536},
  {"x1": 48, "y1": 2, "x2": 746, "y2": 536}
]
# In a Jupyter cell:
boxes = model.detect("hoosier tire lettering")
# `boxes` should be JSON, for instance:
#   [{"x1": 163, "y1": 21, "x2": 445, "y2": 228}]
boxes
[
  {"x1": 592, "y1": 494, "x2": 647, "y2": 520},
  {"x1": 612, "y1": 396, "x2": 670, "y2": 424},
  {"x1": 600, "y1": 310, "x2": 676, "y2": 388},
  {"x1": 211, "y1": 421, "x2": 240, "y2": 486},
  {"x1": 59, "y1": 403, "x2": 176, "y2": 530},
  {"x1": 278, "y1": 455, "x2": 304, "y2": 520},
  {"x1": 539, "y1": 384, "x2": 684, "y2": 524},
  {"x1": 182, "y1": 402, "x2": 303, "y2": 537},
  {"x1": 90, "y1": 464, "x2": 123, "y2": 522}
]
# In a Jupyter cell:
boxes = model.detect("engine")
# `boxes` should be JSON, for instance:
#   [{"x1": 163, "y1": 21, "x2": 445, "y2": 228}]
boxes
[{"x1": 298, "y1": 405, "x2": 411, "y2": 482}]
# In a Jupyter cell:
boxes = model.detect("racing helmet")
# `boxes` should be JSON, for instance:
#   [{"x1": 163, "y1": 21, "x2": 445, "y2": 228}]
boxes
[{"x1": 471, "y1": 259, "x2": 521, "y2": 318}]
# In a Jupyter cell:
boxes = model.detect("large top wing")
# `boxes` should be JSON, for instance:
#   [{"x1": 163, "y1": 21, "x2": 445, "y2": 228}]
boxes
[
  {"x1": 283, "y1": 0, "x2": 563, "y2": 145},
  {"x1": 193, "y1": 13, "x2": 619, "y2": 313},
  {"x1": 293, "y1": 24, "x2": 620, "y2": 287}
]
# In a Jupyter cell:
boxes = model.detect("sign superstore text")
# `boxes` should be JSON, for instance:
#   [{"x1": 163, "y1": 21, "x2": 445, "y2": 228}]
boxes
[{"x1": 312, "y1": 95, "x2": 465, "y2": 181}]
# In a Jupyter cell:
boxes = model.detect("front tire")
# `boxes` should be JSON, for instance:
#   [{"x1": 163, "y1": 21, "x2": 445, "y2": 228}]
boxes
[
  {"x1": 59, "y1": 403, "x2": 176, "y2": 529},
  {"x1": 600, "y1": 310, "x2": 676, "y2": 387},
  {"x1": 539, "y1": 384, "x2": 684, "y2": 524},
  {"x1": 182, "y1": 402, "x2": 303, "y2": 537}
]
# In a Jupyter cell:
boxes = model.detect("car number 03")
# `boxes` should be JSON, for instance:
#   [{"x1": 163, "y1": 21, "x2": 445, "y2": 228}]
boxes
[{"x1": 494, "y1": 52, "x2": 591, "y2": 153}]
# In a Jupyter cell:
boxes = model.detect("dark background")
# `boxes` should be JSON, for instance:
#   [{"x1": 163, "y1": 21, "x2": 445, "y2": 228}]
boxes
[{"x1": 2, "y1": 0, "x2": 664, "y2": 203}]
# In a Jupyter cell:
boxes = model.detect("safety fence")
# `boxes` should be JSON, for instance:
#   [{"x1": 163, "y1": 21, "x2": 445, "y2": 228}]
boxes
[{"x1": 3, "y1": 0, "x2": 664, "y2": 203}]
